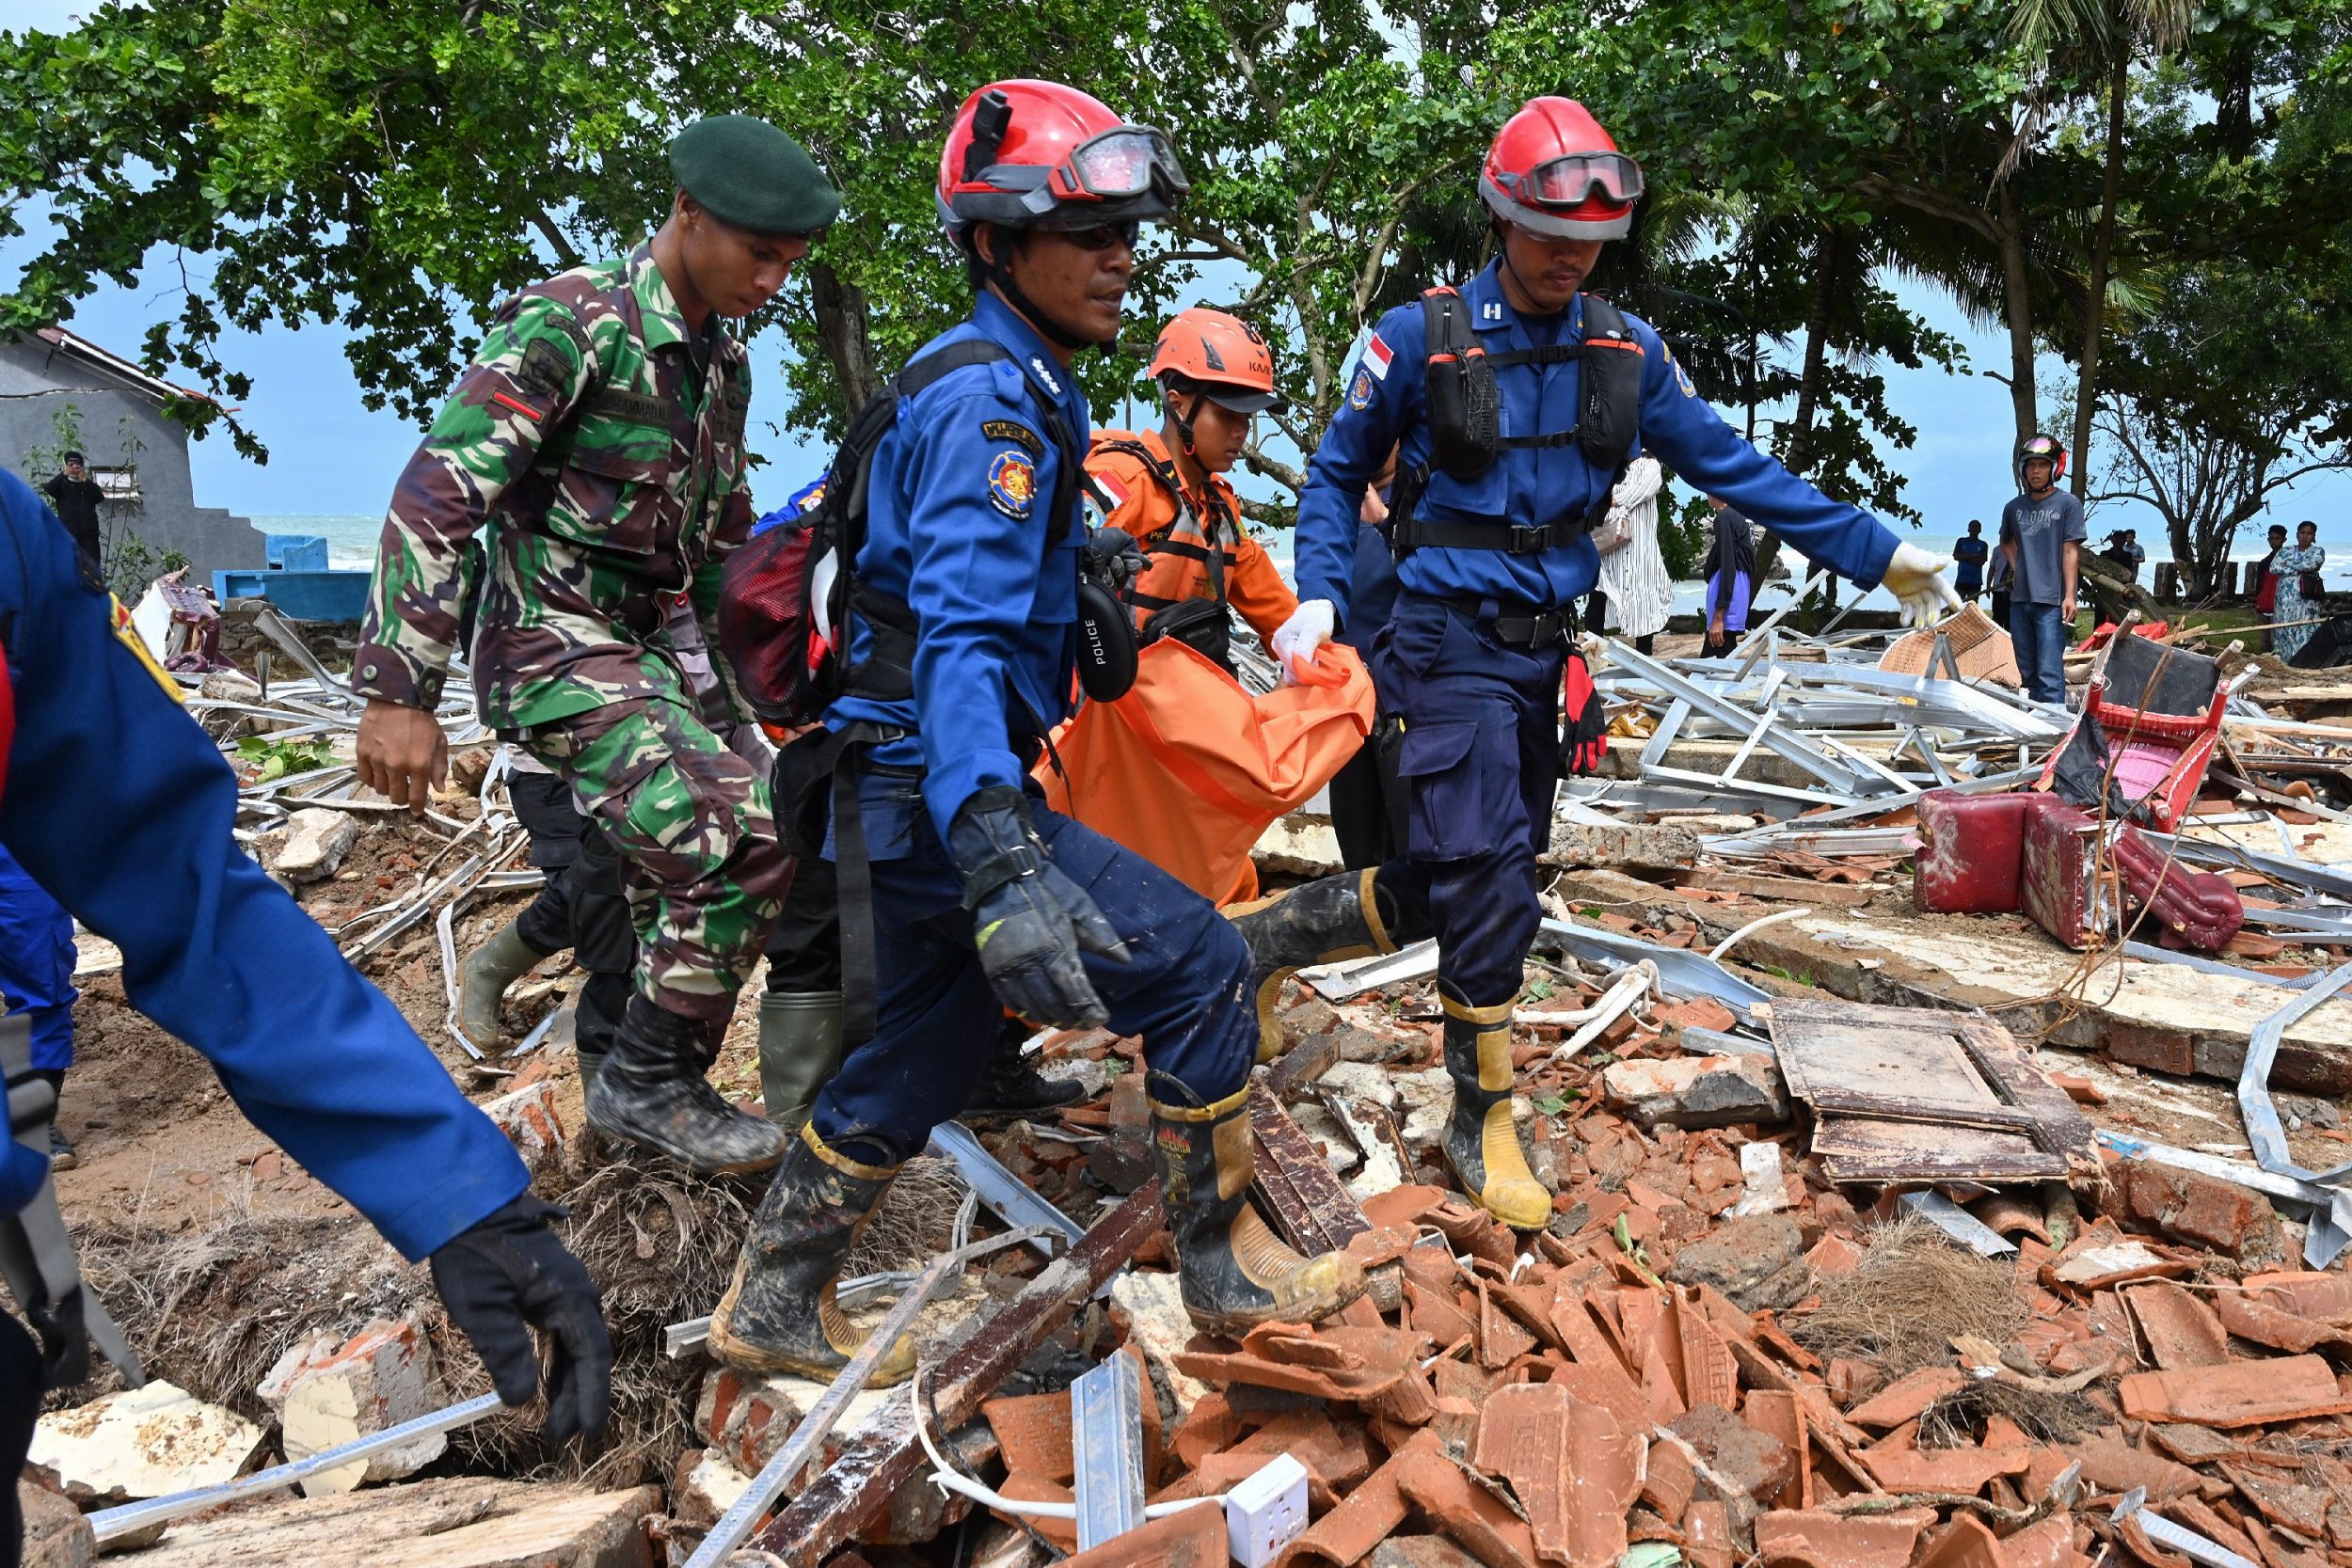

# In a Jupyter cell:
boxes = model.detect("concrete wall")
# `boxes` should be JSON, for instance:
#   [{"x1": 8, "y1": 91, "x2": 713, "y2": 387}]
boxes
[{"x1": 0, "y1": 336, "x2": 266, "y2": 581}]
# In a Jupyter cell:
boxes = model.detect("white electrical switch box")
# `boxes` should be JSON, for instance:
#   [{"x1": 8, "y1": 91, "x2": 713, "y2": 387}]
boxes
[{"x1": 1223, "y1": 1451, "x2": 1310, "y2": 1567}]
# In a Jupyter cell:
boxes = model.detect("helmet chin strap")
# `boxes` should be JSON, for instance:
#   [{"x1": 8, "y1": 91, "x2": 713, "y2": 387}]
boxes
[
  {"x1": 1168, "y1": 389, "x2": 1205, "y2": 459},
  {"x1": 977, "y1": 230, "x2": 1105, "y2": 354}
]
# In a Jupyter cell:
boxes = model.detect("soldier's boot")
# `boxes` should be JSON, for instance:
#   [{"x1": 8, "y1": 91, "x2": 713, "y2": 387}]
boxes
[
  {"x1": 1439, "y1": 982, "x2": 1550, "y2": 1230},
  {"x1": 756, "y1": 990, "x2": 843, "y2": 1132},
  {"x1": 707, "y1": 1124, "x2": 917, "y2": 1384},
  {"x1": 960, "y1": 1015, "x2": 1084, "y2": 1124},
  {"x1": 458, "y1": 920, "x2": 545, "y2": 1042},
  {"x1": 1225, "y1": 868, "x2": 1403, "y2": 1064},
  {"x1": 586, "y1": 993, "x2": 785, "y2": 1174},
  {"x1": 1148, "y1": 1072, "x2": 1366, "y2": 1336}
]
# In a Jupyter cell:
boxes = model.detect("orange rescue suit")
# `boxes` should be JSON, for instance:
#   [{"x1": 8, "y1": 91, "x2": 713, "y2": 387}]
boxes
[{"x1": 1086, "y1": 429, "x2": 1298, "y2": 655}]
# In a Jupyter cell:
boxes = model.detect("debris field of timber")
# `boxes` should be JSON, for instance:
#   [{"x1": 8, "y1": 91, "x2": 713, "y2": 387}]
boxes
[{"x1": 18, "y1": 598, "x2": 2352, "y2": 1568}]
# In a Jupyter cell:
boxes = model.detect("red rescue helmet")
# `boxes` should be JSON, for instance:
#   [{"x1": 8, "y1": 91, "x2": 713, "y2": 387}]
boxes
[
  {"x1": 2017, "y1": 433, "x2": 2068, "y2": 486},
  {"x1": 937, "y1": 80, "x2": 1189, "y2": 242},
  {"x1": 1148, "y1": 308, "x2": 1287, "y2": 415},
  {"x1": 1479, "y1": 97, "x2": 1644, "y2": 241}
]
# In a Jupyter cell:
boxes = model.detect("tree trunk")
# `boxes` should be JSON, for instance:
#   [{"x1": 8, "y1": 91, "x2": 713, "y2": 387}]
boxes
[
  {"x1": 1996, "y1": 182, "x2": 2039, "y2": 449},
  {"x1": 808, "y1": 261, "x2": 882, "y2": 414},
  {"x1": 1783, "y1": 228, "x2": 1841, "y2": 477},
  {"x1": 2071, "y1": 50, "x2": 2129, "y2": 499}
]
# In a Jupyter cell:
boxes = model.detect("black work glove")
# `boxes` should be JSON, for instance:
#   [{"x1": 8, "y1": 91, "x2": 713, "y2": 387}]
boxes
[
  {"x1": 948, "y1": 785, "x2": 1130, "y2": 1029},
  {"x1": 1083, "y1": 527, "x2": 1149, "y2": 594},
  {"x1": 429, "y1": 1194, "x2": 612, "y2": 1446}
]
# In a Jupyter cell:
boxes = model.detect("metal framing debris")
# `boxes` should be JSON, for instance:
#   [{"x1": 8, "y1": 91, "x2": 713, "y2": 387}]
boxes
[
  {"x1": 928, "y1": 1121, "x2": 1084, "y2": 1256},
  {"x1": 749, "y1": 1180, "x2": 1165, "y2": 1565},
  {"x1": 2233, "y1": 964, "x2": 2352, "y2": 1267},
  {"x1": 1071, "y1": 1350, "x2": 1149, "y2": 1549},
  {"x1": 685, "y1": 1249, "x2": 967, "y2": 1568},
  {"x1": 87, "y1": 1391, "x2": 507, "y2": 1544},
  {"x1": 1898, "y1": 1191, "x2": 2017, "y2": 1257}
]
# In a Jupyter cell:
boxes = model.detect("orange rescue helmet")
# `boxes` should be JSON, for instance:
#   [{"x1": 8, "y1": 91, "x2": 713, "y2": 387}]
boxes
[
  {"x1": 1148, "y1": 308, "x2": 1287, "y2": 415},
  {"x1": 1479, "y1": 97, "x2": 1643, "y2": 241}
]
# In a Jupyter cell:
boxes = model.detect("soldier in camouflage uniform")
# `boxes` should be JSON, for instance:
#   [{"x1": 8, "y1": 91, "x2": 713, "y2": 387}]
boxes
[{"x1": 353, "y1": 116, "x2": 840, "y2": 1175}]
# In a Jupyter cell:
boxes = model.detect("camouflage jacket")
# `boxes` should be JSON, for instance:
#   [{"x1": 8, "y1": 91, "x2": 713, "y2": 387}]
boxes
[{"x1": 353, "y1": 245, "x2": 755, "y2": 731}]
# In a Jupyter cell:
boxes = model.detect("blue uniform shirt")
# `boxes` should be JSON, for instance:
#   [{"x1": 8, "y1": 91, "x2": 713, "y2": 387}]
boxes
[
  {"x1": 0, "y1": 470, "x2": 529, "y2": 1257},
  {"x1": 1295, "y1": 260, "x2": 1901, "y2": 628},
  {"x1": 826, "y1": 292, "x2": 1089, "y2": 842}
]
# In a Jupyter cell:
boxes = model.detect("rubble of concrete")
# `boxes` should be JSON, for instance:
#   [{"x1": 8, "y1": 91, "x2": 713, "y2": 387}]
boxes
[{"x1": 26, "y1": 626, "x2": 2352, "y2": 1568}]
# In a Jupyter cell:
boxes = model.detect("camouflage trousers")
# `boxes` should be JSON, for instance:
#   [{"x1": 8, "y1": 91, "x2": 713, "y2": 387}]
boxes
[{"x1": 522, "y1": 681, "x2": 790, "y2": 1023}]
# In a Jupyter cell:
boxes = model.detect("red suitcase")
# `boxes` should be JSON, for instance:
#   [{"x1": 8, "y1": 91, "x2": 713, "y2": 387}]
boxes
[
  {"x1": 2021, "y1": 796, "x2": 2103, "y2": 949},
  {"x1": 1913, "y1": 790, "x2": 2035, "y2": 914},
  {"x1": 2112, "y1": 827, "x2": 2245, "y2": 953}
]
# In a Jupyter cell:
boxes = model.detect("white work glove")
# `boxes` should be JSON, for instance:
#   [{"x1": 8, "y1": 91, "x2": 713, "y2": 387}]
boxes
[
  {"x1": 1882, "y1": 541, "x2": 1963, "y2": 627},
  {"x1": 1271, "y1": 599, "x2": 1336, "y2": 687}
]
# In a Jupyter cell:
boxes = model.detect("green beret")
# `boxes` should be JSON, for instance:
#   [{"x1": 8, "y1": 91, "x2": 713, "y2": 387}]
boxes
[{"x1": 669, "y1": 115, "x2": 841, "y2": 237}]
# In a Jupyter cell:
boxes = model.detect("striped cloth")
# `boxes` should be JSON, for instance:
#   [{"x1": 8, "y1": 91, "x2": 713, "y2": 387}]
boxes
[{"x1": 1591, "y1": 456, "x2": 1673, "y2": 639}]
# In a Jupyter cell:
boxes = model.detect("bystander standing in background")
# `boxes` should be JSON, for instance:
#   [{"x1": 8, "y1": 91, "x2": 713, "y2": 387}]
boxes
[
  {"x1": 1699, "y1": 495, "x2": 1756, "y2": 657},
  {"x1": 1952, "y1": 519, "x2": 1988, "y2": 605},
  {"x1": 1589, "y1": 456, "x2": 1671, "y2": 653},
  {"x1": 40, "y1": 451, "x2": 104, "y2": 583}
]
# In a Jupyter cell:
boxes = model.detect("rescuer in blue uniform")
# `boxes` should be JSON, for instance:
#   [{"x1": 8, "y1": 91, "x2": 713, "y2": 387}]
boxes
[
  {"x1": 1258, "y1": 98, "x2": 1961, "y2": 1232},
  {"x1": 706, "y1": 79, "x2": 1366, "y2": 1386},
  {"x1": 0, "y1": 469, "x2": 609, "y2": 1562}
]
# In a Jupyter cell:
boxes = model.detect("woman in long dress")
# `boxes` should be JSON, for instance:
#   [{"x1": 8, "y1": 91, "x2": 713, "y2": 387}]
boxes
[
  {"x1": 1590, "y1": 456, "x2": 1671, "y2": 652},
  {"x1": 2274, "y1": 520, "x2": 2327, "y2": 663}
]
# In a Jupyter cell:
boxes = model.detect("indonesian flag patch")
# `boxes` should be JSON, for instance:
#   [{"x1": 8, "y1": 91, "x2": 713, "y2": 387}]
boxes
[{"x1": 1361, "y1": 332, "x2": 1393, "y2": 380}]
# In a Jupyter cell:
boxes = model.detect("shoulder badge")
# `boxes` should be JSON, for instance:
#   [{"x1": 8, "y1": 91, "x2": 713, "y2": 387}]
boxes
[
  {"x1": 988, "y1": 451, "x2": 1038, "y2": 519},
  {"x1": 981, "y1": 420, "x2": 1043, "y2": 459},
  {"x1": 1667, "y1": 344, "x2": 1696, "y2": 399},
  {"x1": 1348, "y1": 368, "x2": 1375, "y2": 411},
  {"x1": 515, "y1": 335, "x2": 574, "y2": 400}
]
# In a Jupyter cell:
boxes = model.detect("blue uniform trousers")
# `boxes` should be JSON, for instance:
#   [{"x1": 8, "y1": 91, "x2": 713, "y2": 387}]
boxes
[
  {"x1": 0, "y1": 846, "x2": 76, "y2": 1070},
  {"x1": 1371, "y1": 594, "x2": 1562, "y2": 1009},
  {"x1": 811, "y1": 771, "x2": 1256, "y2": 1162}
]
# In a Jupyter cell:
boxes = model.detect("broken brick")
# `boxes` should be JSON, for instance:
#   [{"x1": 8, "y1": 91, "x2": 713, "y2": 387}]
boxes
[
  {"x1": 1393, "y1": 1450, "x2": 1541, "y2": 1568},
  {"x1": 1913, "y1": 1513, "x2": 2005, "y2": 1568},
  {"x1": 981, "y1": 1391, "x2": 1074, "y2": 1486},
  {"x1": 1663, "y1": 1214, "x2": 1809, "y2": 1313},
  {"x1": 1056, "y1": 1496, "x2": 1228, "y2": 1567},
  {"x1": 2210, "y1": 1291, "x2": 2352, "y2": 1356},
  {"x1": 1854, "y1": 1421, "x2": 2029, "y2": 1497},
  {"x1": 1601, "y1": 1054, "x2": 1791, "y2": 1131},
  {"x1": 2123, "y1": 1281, "x2": 2232, "y2": 1370},
  {"x1": 1669, "y1": 1402, "x2": 1795, "y2": 1503},
  {"x1": 1754, "y1": 1506, "x2": 1937, "y2": 1568},
  {"x1": 2119, "y1": 1355, "x2": 2352, "y2": 1428},
  {"x1": 1642, "y1": 1433, "x2": 1697, "y2": 1523},
  {"x1": 1843, "y1": 1367, "x2": 1964, "y2": 1431},
  {"x1": 1472, "y1": 1383, "x2": 1644, "y2": 1568},
  {"x1": 1286, "y1": 1430, "x2": 1440, "y2": 1568},
  {"x1": 1175, "y1": 1323, "x2": 1430, "y2": 1402},
  {"x1": 1739, "y1": 1389, "x2": 1809, "y2": 1511},
  {"x1": 2112, "y1": 1160, "x2": 2289, "y2": 1268}
]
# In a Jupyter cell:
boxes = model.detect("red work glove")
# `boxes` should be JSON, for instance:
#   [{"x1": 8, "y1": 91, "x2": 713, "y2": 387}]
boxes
[{"x1": 1559, "y1": 648, "x2": 1609, "y2": 777}]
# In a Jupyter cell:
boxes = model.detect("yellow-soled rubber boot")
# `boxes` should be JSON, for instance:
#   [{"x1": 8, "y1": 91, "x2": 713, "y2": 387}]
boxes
[
  {"x1": 1148, "y1": 1073, "x2": 1367, "y2": 1336},
  {"x1": 707, "y1": 1123, "x2": 918, "y2": 1385},
  {"x1": 1224, "y1": 868, "x2": 1401, "y2": 1064},
  {"x1": 1438, "y1": 983, "x2": 1550, "y2": 1229}
]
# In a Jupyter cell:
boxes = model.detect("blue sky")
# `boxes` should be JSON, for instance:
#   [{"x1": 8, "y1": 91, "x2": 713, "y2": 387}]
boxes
[{"x1": 8, "y1": 0, "x2": 2345, "y2": 562}]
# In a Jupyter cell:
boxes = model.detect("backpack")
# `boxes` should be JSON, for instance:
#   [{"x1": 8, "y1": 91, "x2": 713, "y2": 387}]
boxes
[
  {"x1": 718, "y1": 341, "x2": 1083, "y2": 729},
  {"x1": 1392, "y1": 287, "x2": 1646, "y2": 557}
]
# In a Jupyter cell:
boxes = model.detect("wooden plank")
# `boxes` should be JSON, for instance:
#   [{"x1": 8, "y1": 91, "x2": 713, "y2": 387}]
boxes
[
  {"x1": 1249, "y1": 1082, "x2": 1371, "y2": 1259},
  {"x1": 1683, "y1": 869, "x2": 1879, "y2": 907},
  {"x1": 750, "y1": 1182, "x2": 1165, "y2": 1566},
  {"x1": 1769, "y1": 998, "x2": 2095, "y2": 1182}
]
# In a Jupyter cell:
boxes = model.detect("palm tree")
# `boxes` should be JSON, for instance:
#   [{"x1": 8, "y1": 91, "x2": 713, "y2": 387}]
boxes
[{"x1": 2009, "y1": 0, "x2": 2195, "y2": 495}]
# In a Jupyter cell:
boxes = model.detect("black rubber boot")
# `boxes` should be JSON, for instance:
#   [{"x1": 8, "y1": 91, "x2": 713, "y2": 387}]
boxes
[
  {"x1": 707, "y1": 1125, "x2": 917, "y2": 1384},
  {"x1": 584, "y1": 993, "x2": 785, "y2": 1174},
  {"x1": 757, "y1": 990, "x2": 844, "y2": 1132},
  {"x1": 1148, "y1": 1071, "x2": 1366, "y2": 1336},
  {"x1": 1438, "y1": 982, "x2": 1549, "y2": 1229},
  {"x1": 959, "y1": 1016, "x2": 1083, "y2": 1124},
  {"x1": 458, "y1": 920, "x2": 547, "y2": 1042},
  {"x1": 1224, "y1": 868, "x2": 1403, "y2": 1064}
]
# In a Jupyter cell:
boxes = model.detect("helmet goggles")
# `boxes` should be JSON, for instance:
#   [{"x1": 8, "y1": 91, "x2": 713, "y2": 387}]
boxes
[
  {"x1": 1502, "y1": 150, "x2": 1645, "y2": 211},
  {"x1": 1049, "y1": 126, "x2": 1190, "y2": 204}
]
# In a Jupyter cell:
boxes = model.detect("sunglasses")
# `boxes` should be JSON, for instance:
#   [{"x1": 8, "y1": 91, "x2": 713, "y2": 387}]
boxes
[{"x1": 1048, "y1": 220, "x2": 1142, "y2": 251}]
